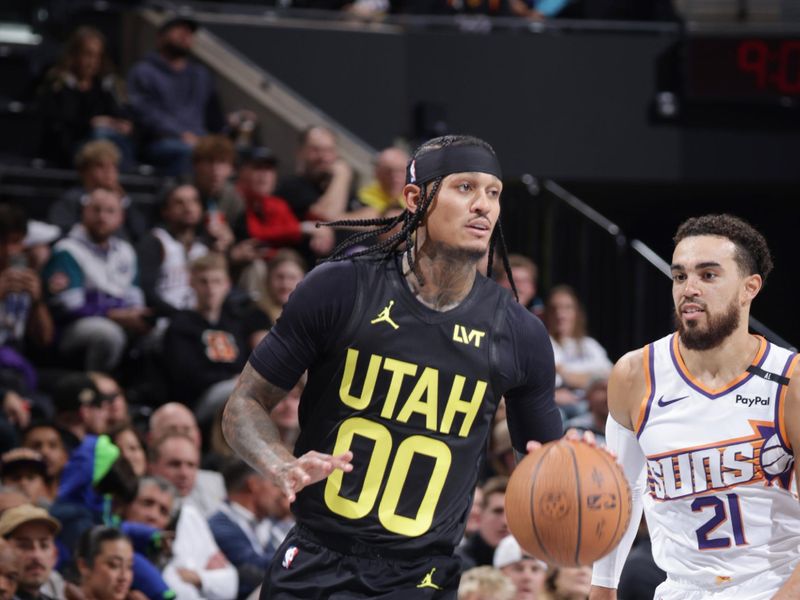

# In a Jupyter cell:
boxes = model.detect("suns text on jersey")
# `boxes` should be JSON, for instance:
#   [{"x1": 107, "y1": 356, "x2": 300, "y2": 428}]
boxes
[{"x1": 645, "y1": 420, "x2": 795, "y2": 500}]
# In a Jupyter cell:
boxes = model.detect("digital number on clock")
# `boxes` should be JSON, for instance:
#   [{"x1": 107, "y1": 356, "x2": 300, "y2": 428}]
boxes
[{"x1": 685, "y1": 37, "x2": 800, "y2": 102}]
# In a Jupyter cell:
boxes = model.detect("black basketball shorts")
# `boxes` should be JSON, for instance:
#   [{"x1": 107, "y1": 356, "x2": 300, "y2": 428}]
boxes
[{"x1": 260, "y1": 525, "x2": 461, "y2": 600}]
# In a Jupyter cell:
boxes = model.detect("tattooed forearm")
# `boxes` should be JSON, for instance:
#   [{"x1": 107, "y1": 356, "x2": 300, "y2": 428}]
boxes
[{"x1": 222, "y1": 363, "x2": 295, "y2": 478}]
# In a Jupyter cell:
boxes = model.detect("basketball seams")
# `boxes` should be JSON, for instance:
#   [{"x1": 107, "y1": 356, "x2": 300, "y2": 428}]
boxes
[
  {"x1": 529, "y1": 442, "x2": 558, "y2": 565},
  {"x1": 567, "y1": 442, "x2": 582, "y2": 567},
  {"x1": 508, "y1": 440, "x2": 631, "y2": 568}
]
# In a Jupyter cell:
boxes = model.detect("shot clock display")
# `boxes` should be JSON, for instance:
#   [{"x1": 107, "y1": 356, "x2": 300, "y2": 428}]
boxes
[{"x1": 685, "y1": 37, "x2": 800, "y2": 104}]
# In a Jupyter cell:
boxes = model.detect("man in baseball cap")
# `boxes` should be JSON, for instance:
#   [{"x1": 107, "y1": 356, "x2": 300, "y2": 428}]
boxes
[
  {"x1": 493, "y1": 534, "x2": 547, "y2": 600},
  {"x1": 0, "y1": 504, "x2": 60, "y2": 600},
  {"x1": 53, "y1": 373, "x2": 111, "y2": 446},
  {"x1": 0, "y1": 449, "x2": 49, "y2": 504}
]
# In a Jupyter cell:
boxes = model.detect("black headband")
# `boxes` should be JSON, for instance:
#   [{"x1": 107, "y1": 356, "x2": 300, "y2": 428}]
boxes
[{"x1": 406, "y1": 145, "x2": 502, "y2": 185}]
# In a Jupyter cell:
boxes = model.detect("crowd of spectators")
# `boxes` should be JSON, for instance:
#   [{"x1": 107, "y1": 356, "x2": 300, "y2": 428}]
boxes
[{"x1": 0, "y1": 11, "x2": 663, "y2": 600}]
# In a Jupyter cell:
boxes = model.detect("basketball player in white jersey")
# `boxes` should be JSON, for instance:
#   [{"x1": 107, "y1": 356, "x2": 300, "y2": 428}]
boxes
[{"x1": 590, "y1": 214, "x2": 800, "y2": 600}]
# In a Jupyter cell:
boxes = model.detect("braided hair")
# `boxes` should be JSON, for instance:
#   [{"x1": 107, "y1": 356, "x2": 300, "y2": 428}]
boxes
[{"x1": 321, "y1": 135, "x2": 517, "y2": 298}]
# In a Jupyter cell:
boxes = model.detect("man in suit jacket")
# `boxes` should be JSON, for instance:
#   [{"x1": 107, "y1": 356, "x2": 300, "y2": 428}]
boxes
[{"x1": 208, "y1": 459, "x2": 292, "y2": 600}]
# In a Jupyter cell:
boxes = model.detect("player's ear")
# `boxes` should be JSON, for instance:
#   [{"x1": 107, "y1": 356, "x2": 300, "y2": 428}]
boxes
[
  {"x1": 403, "y1": 184, "x2": 422, "y2": 214},
  {"x1": 742, "y1": 273, "x2": 762, "y2": 303}
]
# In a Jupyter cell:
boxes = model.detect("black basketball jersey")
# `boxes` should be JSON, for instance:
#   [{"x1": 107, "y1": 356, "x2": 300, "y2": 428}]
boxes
[{"x1": 250, "y1": 254, "x2": 561, "y2": 555}]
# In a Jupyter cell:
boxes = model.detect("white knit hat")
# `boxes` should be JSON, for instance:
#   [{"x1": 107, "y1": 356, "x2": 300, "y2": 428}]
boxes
[{"x1": 493, "y1": 535, "x2": 548, "y2": 570}]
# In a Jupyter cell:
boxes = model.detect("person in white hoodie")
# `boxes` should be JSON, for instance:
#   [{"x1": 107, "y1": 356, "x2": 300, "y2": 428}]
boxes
[{"x1": 43, "y1": 188, "x2": 152, "y2": 371}]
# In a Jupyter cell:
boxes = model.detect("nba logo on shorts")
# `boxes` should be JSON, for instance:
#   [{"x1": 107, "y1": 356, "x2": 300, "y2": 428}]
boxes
[{"x1": 282, "y1": 546, "x2": 299, "y2": 569}]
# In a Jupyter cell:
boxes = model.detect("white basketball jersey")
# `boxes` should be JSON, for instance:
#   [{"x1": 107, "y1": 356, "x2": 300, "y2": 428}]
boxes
[
  {"x1": 636, "y1": 333, "x2": 800, "y2": 590},
  {"x1": 152, "y1": 227, "x2": 208, "y2": 310}
]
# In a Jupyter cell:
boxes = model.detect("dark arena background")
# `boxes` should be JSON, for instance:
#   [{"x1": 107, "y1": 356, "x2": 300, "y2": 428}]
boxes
[
  {"x1": 1, "y1": 0, "x2": 796, "y2": 359},
  {"x1": 0, "y1": 0, "x2": 797, "y2": 598}
]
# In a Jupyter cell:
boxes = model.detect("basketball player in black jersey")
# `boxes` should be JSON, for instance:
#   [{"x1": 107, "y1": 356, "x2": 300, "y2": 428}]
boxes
[{"x1": 222, "y1": 135, "x2": 563, "y2": 599}]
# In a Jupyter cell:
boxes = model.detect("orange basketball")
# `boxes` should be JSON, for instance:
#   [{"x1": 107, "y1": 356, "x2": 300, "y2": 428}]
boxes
[{"x1": 505, "y1": 439, "x2": 632, "y2": 567}]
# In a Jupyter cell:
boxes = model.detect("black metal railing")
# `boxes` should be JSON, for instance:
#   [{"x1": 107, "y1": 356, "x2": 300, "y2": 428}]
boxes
[{"x1": 500, "y1": 177, "x2": 797, "y2": 360}]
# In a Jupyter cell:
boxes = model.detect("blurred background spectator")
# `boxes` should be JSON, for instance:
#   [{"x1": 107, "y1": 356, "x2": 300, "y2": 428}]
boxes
[
  {"x1": 543, "y1": 285, "x2": 612, "y2": 418},
  {"x1": 127, "y1": 16, "x2": 225, "y2": 177},
  {"x1": 458, "y1": 565, "x2": 516, "y2": 600},
  {"x1": 44, "y1": 188, "x2": 151, "y2": 372},
  {"x1": 162, "y1": 254, "x2": 269, "y2": 427},
  {"x1": 75, "y1": 526, "x2": 134, "y2": 600},
  {"x1": 544, "y1": 565, "x2": 592, "y2": 600},
  {"x1": 493, "y1": 535, "x2": 547, "y2": 600},
  {"x1": 0, "y1": 537, "x2": 20, "y2": 600},
  {"x1": 47, "y1": 141, "x2": 148, "y2": 242},
  {"x1": 37, "y1": 27, "x2": 134, "y2": 172}
]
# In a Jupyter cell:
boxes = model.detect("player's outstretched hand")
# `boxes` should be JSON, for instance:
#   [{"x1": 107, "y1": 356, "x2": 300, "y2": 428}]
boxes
[
  {"x1": 565, "y1": 427, "x2": 598, "y2": 446},
  {"x1": 525, "y1": 429, "x2": 616, "y2": 459},
  {"x1": 275, "y1": 450, "x2": 354, "y2": 503},
  {"x1": 525, "y1": 429, "x2": 596, "y2": 454}
]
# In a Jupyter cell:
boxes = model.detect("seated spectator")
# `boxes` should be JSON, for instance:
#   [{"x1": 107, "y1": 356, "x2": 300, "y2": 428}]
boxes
[
  {"x1": 565, "y1": 378, "x2": 608, "y2": 446},
  {"x1": 147, "y1": 403, "x2": 225, "y2": 515},
  {"x1": 208, "y1": 460, "x2": 291, "y2": 599},
  {"x1": 254, "y1": 249, "x2": 306, "y2": 323},
  {"x1": 21, "y1": 423, "x2": 69, "y2": 500},
  {"x1": 459, "y1": 565, "x2": 515, "y2": 600},
  {"x1": 192, "y1": 136, "x2": 244, "y2": 227},
  {"x1": 0, "y1": 537, "x2": 20, "y2": 600},
  {"x1": 233, "y1": 148, "x2": 333, "y2": 259},
  {"x1": 52, "y1": 373, "x2": 110, "y2": 447},
  {"x1": 52, "y1": 433, "x2": 138, "y2": 539},
  {"x1": 0, "y1": 449, "x2": 50, "y2": 505},
  {"x1": 136, "y1": 183, "x2": 208, "y2": 320},
  {"x1": 75, "y1": 526, "x2": 134, "y2": 600},
  {"x1": 496, "y1": 254, "x2": 544, "y2": 317},
  {"x1": 43, "y1": 188, "x2": 152, "y2": 372},
  {"x1": 353, "y1": 146, "x2": 409, "y2": 217},
  {"x1": 109, "y1": 425, "x2": 147, "y2": 478},
  {"x1": 275, "y1": 126, "x2": 354, "y2": 222},
  {"x1": 21, "y1": 221, "x2": 59, "y2": 276},
  {"x1": 37, "y1": 26, "x2": 134, "y2": 171},
  {"x1": 0, "y1": 504, "x2": 61, "y2": 600},
  {"x1": 457, "y1": 476, "x2": 509, "y2": 570},
  {"x1": 123, "y1": 476, "x2": 176, "y2": 532},
  {"x1": 543, "y1": 285, "x2": 612, "y2": 413},
  {"x1": 147, "y1": 433, "x2": 238, "y2": 600},
  {"x1": 50, "y1": 433, "x2": 170, "y2": 600},
  {"x1": 88, "y1": 372, "x2": 129, "y2": 430},
  {"x1": 127, "y1": 16, "x2": 224, "y2": 176},
  {"x1": 493, "y1": 535, "x2": 547, "y2": 600},
  {"x1": 162, "y1": 254, "x2": 269, "y2": 424},
  {"x1": 544, "y1": 565, "x2": 592, "y2": 600},
  {"x1": 47, "y1": 141, "x2": 148, "y2": 242},
  {"x1": 0, "y1": 205, "x2": 54, "y2": 419}
]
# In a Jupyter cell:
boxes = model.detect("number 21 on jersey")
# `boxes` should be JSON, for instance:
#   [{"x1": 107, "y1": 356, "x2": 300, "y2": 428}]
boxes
[{"x1": 693, "y1": 493, "x2": 747, "y2": 549}]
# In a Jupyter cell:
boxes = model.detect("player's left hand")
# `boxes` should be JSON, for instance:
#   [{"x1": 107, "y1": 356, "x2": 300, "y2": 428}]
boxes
[
  {"x1": 525, "y1": 429, "x2": 614, "y2": 456},
  {"x1": 274, "y1": 450, "x2": 354, "y2": 503}
]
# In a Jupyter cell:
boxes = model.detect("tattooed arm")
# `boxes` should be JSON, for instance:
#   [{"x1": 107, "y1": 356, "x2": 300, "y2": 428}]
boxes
[{"x1": 222, "y1": 363, "x2": 353, "y2": 502}]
